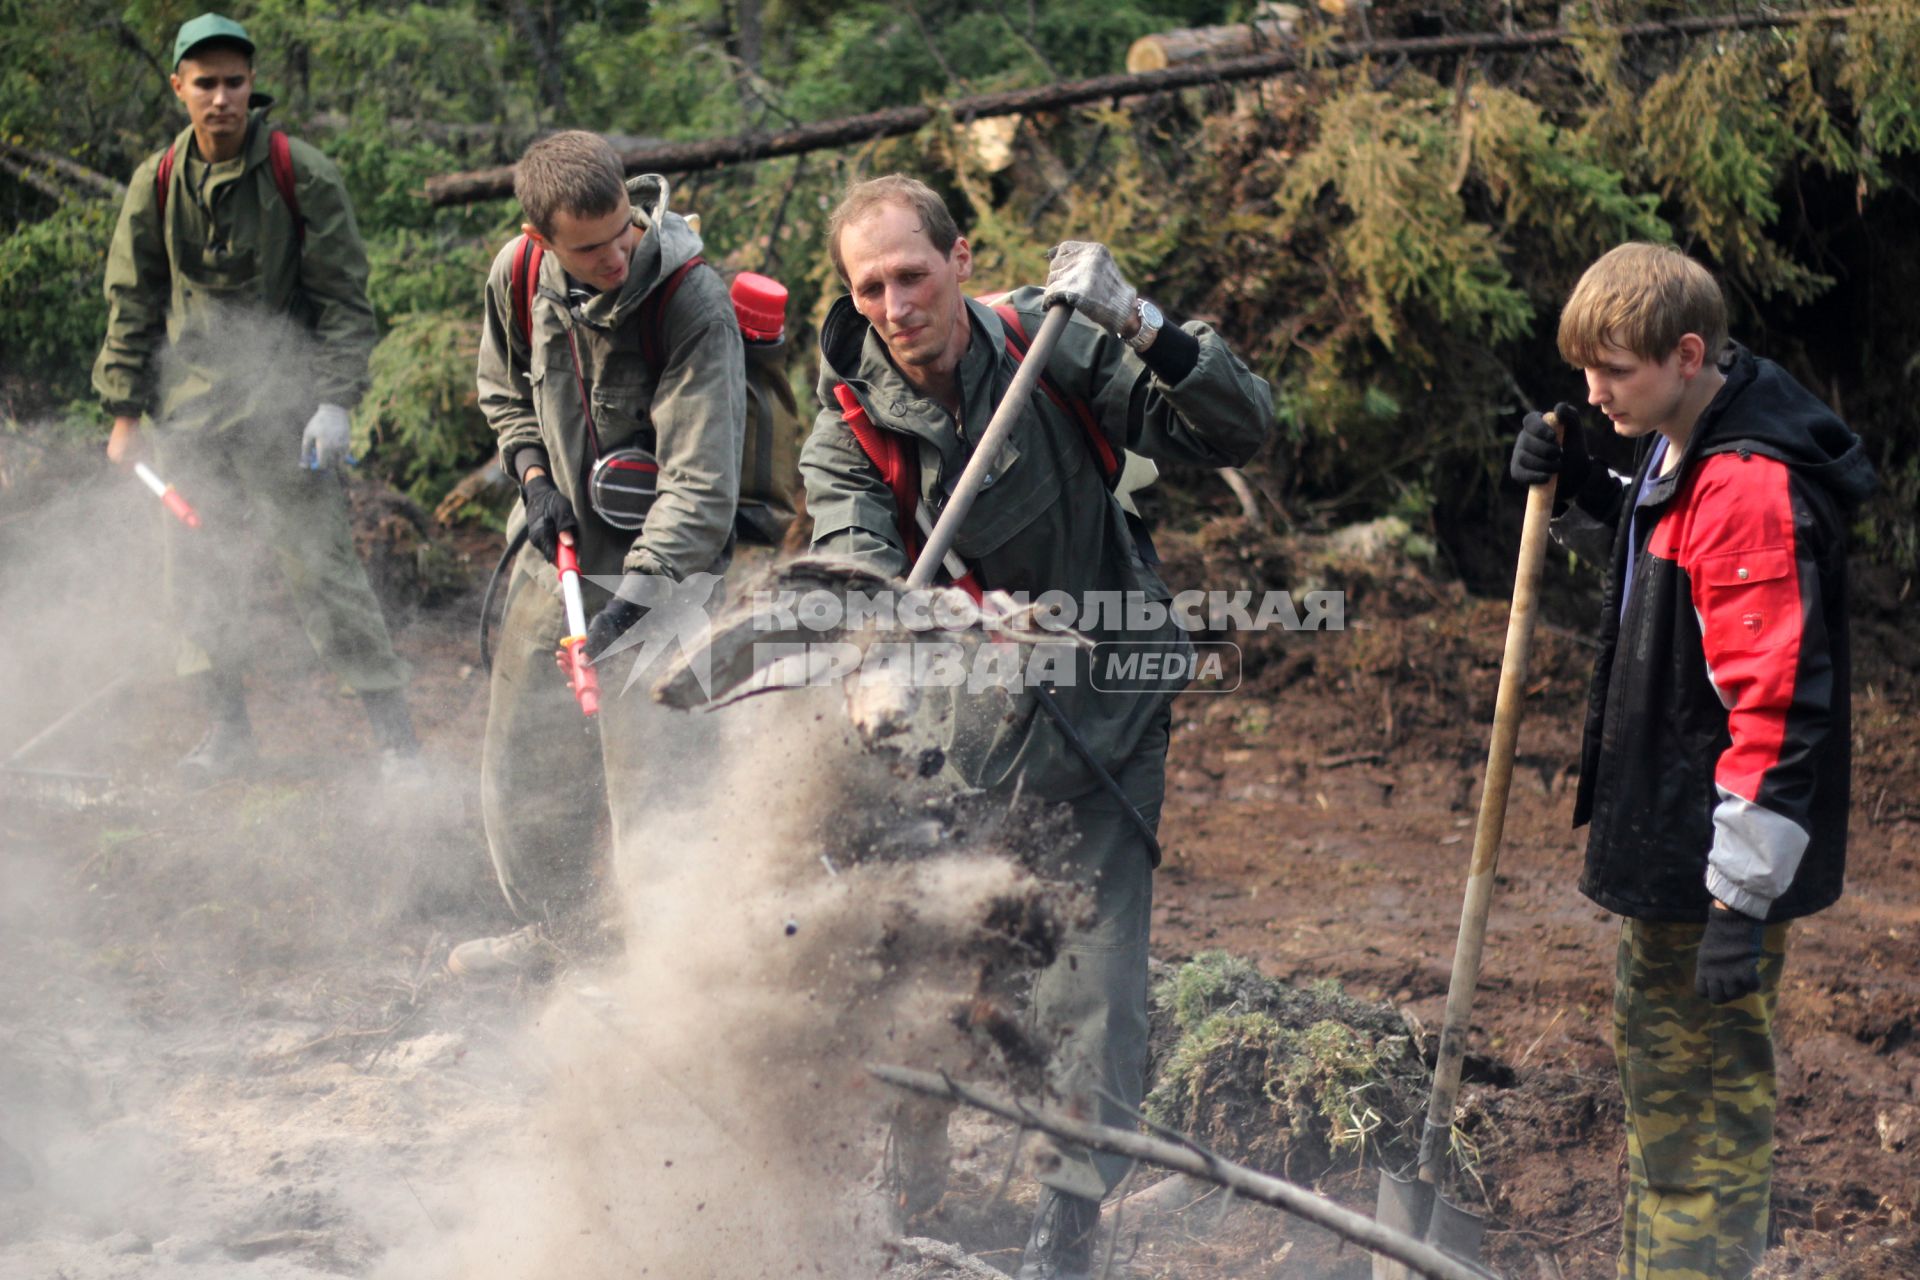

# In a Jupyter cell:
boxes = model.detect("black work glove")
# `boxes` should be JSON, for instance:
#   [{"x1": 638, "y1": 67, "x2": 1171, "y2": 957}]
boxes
[
  {"x1": 584, "y1": 583, "x2": 649, "y2": 663},
  {"x1": 1510, "y1": 402, "x2": 1589, "y2": 489},
  {"x1": 1694, "y1": 905, "x2": 1766, "y2": 1004},
  {"x1": 522, "y1": 473, "x2": 580, "y2": 564}
]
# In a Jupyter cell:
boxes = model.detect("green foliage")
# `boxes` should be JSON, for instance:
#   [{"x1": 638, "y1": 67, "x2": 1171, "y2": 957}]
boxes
[
  {"x1": 1468, "y1": 82, "x2": 1669, "y2": 265},
  {"x1": 1277, "y1": 75, "x2": 1534, "y2": 353},
  {"x1": 564, "y1": 0, "x2": 748, "y2": 139},
  {"x1": 2, "y1": 0, "x2": 1917, "y2": 537},
  {"x1": 1840, "y1": 1, "x2": 1920, "y2": 166},
  {"x1": 353, "y1": 310, "x2": 491, "y2": 504},
  {"x1": 1145, "y1": 952, "x2": 1421, "y2": 1171},
  {"x1": 364, "y1": 231, "x2": 500, "y2": 323},
  {"x1": 1634, "y1": 39, "x2": 1825, "y2": 301},
  {"x1": 1157, "y1": 949, "x2": 1270, "y2": 1030},
  {"x1": 244, "y1": 0, "x2": 514, "y2": 127},
  {"x1": 0, "y1": 200, "x2": 115, "y2": 405}
]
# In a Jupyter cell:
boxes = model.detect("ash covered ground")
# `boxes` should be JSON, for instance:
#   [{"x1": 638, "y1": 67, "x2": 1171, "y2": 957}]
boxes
[{"x1": 1, "y1": 478, "x2": 1915, "y2": 1279}]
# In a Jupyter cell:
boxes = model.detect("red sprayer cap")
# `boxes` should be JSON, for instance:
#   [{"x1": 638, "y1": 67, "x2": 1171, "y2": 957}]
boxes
[{"x1": 730, "y1": 272, "x2": 788, "y2": 342}]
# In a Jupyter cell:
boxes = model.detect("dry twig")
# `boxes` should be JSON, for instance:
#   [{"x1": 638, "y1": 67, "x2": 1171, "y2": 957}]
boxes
[{"x1": 870, "y1": 1064, "x2": 1500, "y2": 1280}]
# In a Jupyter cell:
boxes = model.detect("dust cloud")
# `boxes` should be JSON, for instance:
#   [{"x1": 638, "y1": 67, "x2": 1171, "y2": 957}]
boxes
[
  {"x1": 2, "y1": 342, "x2": 1067, "y2": 1277},
  {"x1": 404, "y1": 655, "x2": 1063, "y2": 1277}
]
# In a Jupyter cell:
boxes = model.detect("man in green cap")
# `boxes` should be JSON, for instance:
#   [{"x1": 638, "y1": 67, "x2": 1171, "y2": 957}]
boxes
[{"x1": 95, "y1": 13, "x2": 419, "y2": 783}]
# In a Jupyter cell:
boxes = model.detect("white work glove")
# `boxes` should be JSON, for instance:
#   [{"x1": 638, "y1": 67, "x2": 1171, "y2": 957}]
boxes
[
  {"x1": 1042, "y1": 241, "x2": 1138, "y2": 338},
  {"x1": 301, "y1": 403, "x2": 354, "y2": 470}
]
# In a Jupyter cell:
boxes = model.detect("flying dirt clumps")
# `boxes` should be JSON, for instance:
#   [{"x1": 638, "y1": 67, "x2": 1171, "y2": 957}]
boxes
[
  {"x1": 803, "y1": 779, "x2": 1091, "y2": 1093},
  {"x1": 1144, "y1": 951, "x2": 1429, "y2": 1182},
  {"x1": 422, "y1": 704, "x2": 1097, "y2": 1279}
]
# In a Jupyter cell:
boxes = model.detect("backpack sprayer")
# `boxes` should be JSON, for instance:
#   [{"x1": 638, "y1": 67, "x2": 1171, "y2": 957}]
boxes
[
  {"x1": 554, "y1": 539, "x2": 600, "y2": 717},
  {"x1": 132, "y1": 462, "x2": 201, "y2": 528}
]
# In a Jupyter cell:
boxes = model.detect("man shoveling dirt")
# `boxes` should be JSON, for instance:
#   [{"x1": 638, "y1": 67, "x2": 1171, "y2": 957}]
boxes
[{"x1": 792, "y1": 176, "x2": 1274, "y2": 1279}]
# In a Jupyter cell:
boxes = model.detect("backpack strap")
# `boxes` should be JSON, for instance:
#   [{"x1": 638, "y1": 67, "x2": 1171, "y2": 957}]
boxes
[
  {"x1": 833, "y1": 382, "x2": 980, "y2": 598},
  {"x1": 989, "y1": 297, "x2": 1160, "y2": 567},
  {"x1": 267, "y1": 129, "x2": 303, "y2": 245},
  {"x1": 989, "y1": 302, "x2": 1121, "y2": 485},
  {"x1": 154, "y1": 144, "x2": 176, "y2": 218},
  {"x1": 507, "y1": 233, "x2": 543, "y2": 346},
  {"x1": 153, "y1": 129, "x2": 302, "y2": 244},
  {"x1": 638, "y1": 256, "x2": 708, "y2": 369},
  {"x1": 835, "y1": 383, "x2": 919, "y2": 548}
]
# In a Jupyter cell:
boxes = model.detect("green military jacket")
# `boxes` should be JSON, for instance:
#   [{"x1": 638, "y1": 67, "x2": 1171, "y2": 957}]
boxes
[
  {"x1": 476, "y1": 199, "x2": 745, "y2": 585},
  {"x1": 93, "y1": 103, "x2": 377, "y2": 432},
  {"x1": 800, "y1": 288, "x2": 1274, "y2": 802}
]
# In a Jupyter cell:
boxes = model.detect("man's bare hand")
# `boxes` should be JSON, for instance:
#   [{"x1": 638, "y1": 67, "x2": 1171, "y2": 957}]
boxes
[{"x1": 107, "y1": 417, "x2": 143, "y2": 465}]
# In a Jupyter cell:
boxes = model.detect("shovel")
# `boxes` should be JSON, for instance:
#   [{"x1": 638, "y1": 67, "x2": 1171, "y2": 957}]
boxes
[
  {"x1": 1372, "y1": 411, "x2": 1566, "y2": 1279},
  {"x1": 653, "y1": 302, "x2": 1079, "y2": 713},
  {"x1": 651, "y1": 304, "x2": 1162, "y2": 850}
]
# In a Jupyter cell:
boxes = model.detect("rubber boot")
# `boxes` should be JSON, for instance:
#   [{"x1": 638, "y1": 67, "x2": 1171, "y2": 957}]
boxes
[
  {"x1": 361, "y1": 689, "x2": 424, "y2": 784},
  {"x1": 1014, "y1": 1189, "x2": 1100, "y2": 1280},
  {"x1": 178, "y1": 670, "x2": 254, "y2": 786}
]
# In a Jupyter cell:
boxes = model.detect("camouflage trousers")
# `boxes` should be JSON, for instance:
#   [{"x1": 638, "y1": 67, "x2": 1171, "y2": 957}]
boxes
[{"x1": 1613, "y1": 917, "x2": 1791, "y2": 1280}]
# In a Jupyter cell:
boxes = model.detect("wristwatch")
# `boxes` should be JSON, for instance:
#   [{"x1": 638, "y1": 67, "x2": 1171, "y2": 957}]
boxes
[{"x1": 1126, "y1": 297, "x2": 1163, "y2": 354}]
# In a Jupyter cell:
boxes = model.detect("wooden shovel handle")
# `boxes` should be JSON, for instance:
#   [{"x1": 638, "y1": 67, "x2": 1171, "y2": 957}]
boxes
[
  {"x1": 1414, "y1": 410, "x2": 1563, "y2": 1183},
  {"x1": 906, "y1": 305, "x2": 1073, "y2": 588}
]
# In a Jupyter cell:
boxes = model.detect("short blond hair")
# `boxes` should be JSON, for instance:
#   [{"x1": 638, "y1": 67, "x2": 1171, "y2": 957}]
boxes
[
  {"x1": 514, "y1": 130, "x2": 625, "y2": 238},
  {"x1": 1557, "y1": 243, "x2": 1727, "y2": 367}
]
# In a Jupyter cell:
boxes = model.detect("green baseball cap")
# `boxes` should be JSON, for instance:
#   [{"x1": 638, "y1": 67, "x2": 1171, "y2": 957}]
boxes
[{"x1": 172, "y1": 13, "x2": 255, "y2": 68}]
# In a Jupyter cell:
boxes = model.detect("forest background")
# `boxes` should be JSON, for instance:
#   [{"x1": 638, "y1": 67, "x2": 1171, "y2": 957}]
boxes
[{"x1": 3, "y1": 0, "x2": 1917, "y2": 580}]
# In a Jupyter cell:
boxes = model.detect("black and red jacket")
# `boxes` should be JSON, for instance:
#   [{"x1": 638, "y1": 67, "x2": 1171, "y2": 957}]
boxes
[{"x1": 1552, "y1": 346, "x2": 1876, "y2": 923}]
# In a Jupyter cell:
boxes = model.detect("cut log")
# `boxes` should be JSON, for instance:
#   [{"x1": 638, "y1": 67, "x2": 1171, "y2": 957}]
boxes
[
  {"x1": 432, "y1": 456, "x2": 515, "y2": 526},
  {"x1": 0, "y1": 142, "x2": 123, "y2": 201},
  {"x1": 1126, "y1": 8, "x2": 1303, "y2": 73}
]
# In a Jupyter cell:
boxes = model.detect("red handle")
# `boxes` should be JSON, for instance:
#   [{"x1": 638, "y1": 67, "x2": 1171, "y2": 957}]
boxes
[
  {"x1": 161, "y1": 488, "x2": 201, "y2": 528},
  {"x1": 564, "y1": 638, "x2": 600, "y2": 717},
  {"x1": 552, "y1": 540, "x2": 597, "y2": 715}
]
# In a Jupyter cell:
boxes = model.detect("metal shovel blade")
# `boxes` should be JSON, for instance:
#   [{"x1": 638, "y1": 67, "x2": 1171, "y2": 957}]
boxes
[
  {"x1": 1426, "y1": 1193, "x2": 1488, "y2": 1265},
  {"x1": 1373, "y1": 1171, "x2": 1431, "y2": 1280},
  {"x1": 1373, "y1": 1173, "x2": 1490, "y2": 1280},
  {"x1": 650, "y1": 554, "x2": 1082, "y2": 712}
]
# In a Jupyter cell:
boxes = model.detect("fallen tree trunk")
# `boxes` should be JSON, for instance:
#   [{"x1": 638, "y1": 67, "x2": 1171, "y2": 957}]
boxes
[
  {"x1": 424, "y1": 7, "x2": 1859, "y2": 205},
  {"x1": 1126, "y1": 8, "x2": 1304, "y2": 72},
  {"x1": 0, "y1": 142, "x2": 123, "y2": 201},
  {"x1": 868, "y1": 1063, "x2": 1499, "y2": 1280}
]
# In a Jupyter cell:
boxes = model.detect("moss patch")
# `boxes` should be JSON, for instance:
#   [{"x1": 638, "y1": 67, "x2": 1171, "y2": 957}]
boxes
[{"x1": 1145, "y1": 952, "x2": 1428, "y2": 1180}]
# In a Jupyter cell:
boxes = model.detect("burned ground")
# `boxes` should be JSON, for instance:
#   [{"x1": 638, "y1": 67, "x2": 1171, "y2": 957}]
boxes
[{"x1": 0, "y1": 483, "x2": 1914, "y2": 1278}]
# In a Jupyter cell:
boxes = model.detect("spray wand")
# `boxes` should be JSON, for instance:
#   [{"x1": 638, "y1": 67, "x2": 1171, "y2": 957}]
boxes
[
  {"x1": 554, "y1": 538, "x2": 600, "y2": 717},
  {"x1": 131, "y1": 462, "x2": 201, "y2": 528}
]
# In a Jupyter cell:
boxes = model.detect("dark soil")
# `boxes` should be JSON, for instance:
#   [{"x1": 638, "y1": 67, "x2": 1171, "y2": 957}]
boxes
[{"x1": 1, "y1": 479, "x2": 1914, "y2": 1278}]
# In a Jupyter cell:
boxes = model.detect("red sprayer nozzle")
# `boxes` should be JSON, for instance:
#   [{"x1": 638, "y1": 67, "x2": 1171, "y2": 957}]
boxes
[
  {"x1": 554, "y1": 541, "x2": 600, "y2": 718},
  {"x1": 133, "y1": 462, "x2": 202, "y2": 528}
]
